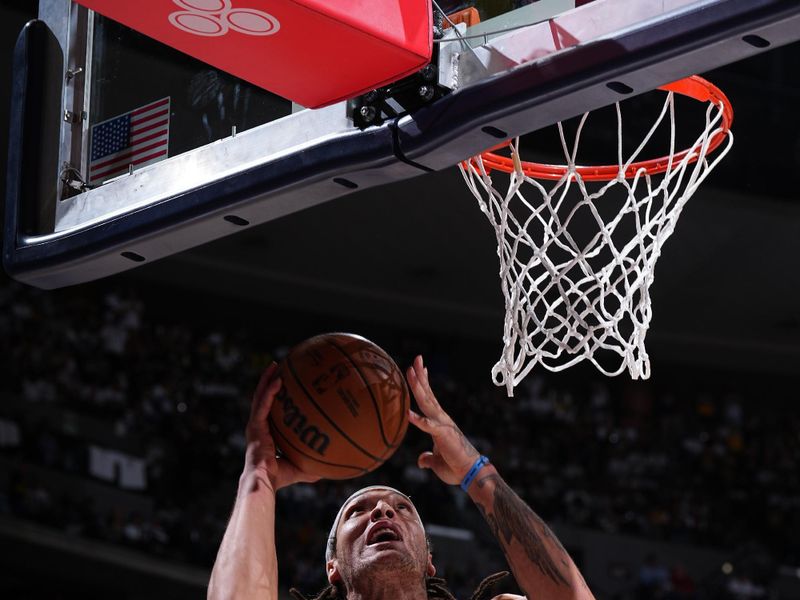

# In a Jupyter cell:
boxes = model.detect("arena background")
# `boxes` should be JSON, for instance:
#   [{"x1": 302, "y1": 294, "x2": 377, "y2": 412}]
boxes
[{"x1": 2, "y1": 1, "x2": 800, "y2": 598}]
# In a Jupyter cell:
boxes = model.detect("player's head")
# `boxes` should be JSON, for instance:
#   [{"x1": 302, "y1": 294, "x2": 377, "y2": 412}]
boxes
[{"x1": 325, "y1": 486, "x2": 435, "y2": 589}]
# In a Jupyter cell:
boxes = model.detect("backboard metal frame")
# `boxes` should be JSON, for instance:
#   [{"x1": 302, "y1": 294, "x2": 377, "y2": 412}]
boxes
[{"x1": 5, "y1": 0, "x2": 800, "y2": 289}]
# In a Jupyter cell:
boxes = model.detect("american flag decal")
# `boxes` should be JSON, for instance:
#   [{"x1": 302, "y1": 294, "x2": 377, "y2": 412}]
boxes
[{"x1": 88, "y1": 97, "x2": 170, "y2": 186}]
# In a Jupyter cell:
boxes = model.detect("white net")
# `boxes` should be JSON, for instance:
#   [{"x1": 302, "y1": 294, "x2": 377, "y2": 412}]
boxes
[{"x1": 460, "y1": 85, "x2": 733, "y2": 396}]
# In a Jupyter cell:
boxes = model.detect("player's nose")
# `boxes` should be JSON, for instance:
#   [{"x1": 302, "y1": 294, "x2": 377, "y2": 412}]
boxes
[{"x1": 370, "y1": 499, "x2": 395, "y2": 520}]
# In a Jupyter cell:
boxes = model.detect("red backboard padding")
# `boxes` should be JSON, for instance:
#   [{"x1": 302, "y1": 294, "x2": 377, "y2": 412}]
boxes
[{"x1": 75, "y1": 0, "x2": 433, "y2": 108}]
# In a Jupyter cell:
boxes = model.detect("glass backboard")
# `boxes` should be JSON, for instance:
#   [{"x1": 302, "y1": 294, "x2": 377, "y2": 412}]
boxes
[
  {"x1": 5, "y1": 0, "x2": 800, "y2": 288},
  {"x1": 87, "y1": 12, "x2": 291, "y2": 186}
]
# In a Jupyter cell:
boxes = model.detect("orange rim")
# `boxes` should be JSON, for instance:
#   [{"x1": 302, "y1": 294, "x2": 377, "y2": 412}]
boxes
[{"x1": 466, "y1": 75, "x2": 733, "y2": 181}]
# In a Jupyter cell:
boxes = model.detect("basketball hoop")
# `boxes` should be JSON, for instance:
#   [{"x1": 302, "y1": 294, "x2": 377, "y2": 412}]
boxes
[{"x1": 460, "y1": 76, "x2": 733, "y2": 396}]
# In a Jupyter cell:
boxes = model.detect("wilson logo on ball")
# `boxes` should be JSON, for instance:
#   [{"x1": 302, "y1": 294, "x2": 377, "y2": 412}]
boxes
[{"x1": 275, "y1": 386, "x2": 331, "y2": 456}]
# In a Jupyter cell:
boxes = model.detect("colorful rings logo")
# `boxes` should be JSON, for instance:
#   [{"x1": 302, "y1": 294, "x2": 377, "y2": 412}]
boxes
[{"x1": 169, "y1": 0, "x2": 280, "y2": 37}]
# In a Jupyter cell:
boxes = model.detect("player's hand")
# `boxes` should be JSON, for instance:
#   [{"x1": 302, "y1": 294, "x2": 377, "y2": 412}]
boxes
[
  {"x1": 245, "y1": 363, "x2": 320, "y2": 490},
  {"x1": 406, "y1": 355, "x2": 480, "y2": 485}
]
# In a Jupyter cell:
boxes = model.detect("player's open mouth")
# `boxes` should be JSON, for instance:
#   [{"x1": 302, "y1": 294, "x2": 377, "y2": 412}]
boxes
[{"x1": 366, "y1": 523, "x2": 402, "y2": 545}]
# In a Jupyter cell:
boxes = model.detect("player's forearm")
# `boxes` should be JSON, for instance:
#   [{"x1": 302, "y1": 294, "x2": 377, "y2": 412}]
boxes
[
  {"x1": 468, "y1": 465, "x2": 594, "y2": 600},
  {"x1": 208, "y1": 466, "x2": 280, "y2": 600}
]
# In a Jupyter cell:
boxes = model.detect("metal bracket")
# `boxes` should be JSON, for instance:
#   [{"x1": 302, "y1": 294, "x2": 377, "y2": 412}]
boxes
[
  {"x1": 65, "y1": 66, "x2": 83, "y2": 81},
  {"x1": 59, "y1": 162, "x2": 88, "y2": 196},
  {"x1": 63, "y1": 109, "x2": 83, "y2": 124},
  {"x1": 349, "y1": 61, "x2": 448, "y2": 129}
]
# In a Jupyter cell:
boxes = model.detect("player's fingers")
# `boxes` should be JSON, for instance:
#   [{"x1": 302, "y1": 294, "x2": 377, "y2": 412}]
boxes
[
  {"x1": 252, "y1": 363, "x2": 280, "y2": 420},
  {"x1": 413, "y1": 356, "x2": 445, "y2": 413},
  {"x1": 407, "y1": 362, "x2": 445, "y2": 419},
  {"x1": 416, "y1": 356, "x2": 432, "y2": 390},
  {"x1": 417, "y1": 451, "x2": 434, "y2": 469},
  {"x1": 408, "y1": 409, "x2": 438, "y2": 434},
  {"x1": 406, "y1": 368, "x2": 424, "y2": 402},
  {"x1": 417, "y1": 451, "x2": 438, "y2": 469},
  {"x1": 406, "y1": 366, "x2": 431, "y2": 409},
  {"x1": 417, "y1": 451, "x2": 450, "y2": 474},
  {"x1": 250, "y1": 364, "x2": 275, "y2": 414},
  {"x1": 258, "y1": 376, "x2": 283, "y2": 420}
]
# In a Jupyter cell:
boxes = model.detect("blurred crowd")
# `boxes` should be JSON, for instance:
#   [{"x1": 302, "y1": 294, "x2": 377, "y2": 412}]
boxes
[{"x1": 0, "y1": 279, "x2": 798, "y2": 599}]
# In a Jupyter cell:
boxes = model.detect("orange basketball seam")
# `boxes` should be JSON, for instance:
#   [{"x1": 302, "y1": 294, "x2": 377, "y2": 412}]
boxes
[
  {"x1": 269, "y1": 415, "x2": 371, "y2": 475},
  {"x1": 285, "y1": 354, "x2": 383, "y2": 462},
  {"x1": 356, "y1": 342, "x2": 407, "y2": 448},
  {"x1": 324, "y1": 337, "x2": 393, "y2": 449},
  {"x1": 371, "y1": 345, "x2": 408, "y2": 448}
]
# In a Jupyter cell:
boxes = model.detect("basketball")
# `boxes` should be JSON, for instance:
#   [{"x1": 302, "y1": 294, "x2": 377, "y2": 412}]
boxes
[{"x1": 268, "y1": 333, "x2": 409, "y2": 480}]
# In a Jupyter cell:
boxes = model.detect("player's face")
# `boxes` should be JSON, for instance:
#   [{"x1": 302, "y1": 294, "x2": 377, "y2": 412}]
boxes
[{"x1": 327, "y1": 490, "x2": 434, "y2": 587}]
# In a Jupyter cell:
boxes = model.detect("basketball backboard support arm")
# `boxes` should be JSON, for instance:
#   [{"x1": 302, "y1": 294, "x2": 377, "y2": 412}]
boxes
[{"x1": 5, "y1": 0, "x2": 800, "y2": 289}]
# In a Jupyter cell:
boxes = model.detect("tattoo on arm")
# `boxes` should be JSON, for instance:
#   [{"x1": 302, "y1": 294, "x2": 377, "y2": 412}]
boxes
[{"x1": 477, "y1": 474, "x2": 571, "y2": 588}]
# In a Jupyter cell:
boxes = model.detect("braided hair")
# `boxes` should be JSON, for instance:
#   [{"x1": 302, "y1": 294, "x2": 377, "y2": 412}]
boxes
[{"x1": 289, "y1": 570, "x2": 509, "y2": 600}]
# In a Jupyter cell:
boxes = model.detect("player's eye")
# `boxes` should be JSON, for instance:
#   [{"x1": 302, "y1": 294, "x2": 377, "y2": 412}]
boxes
[
  {"x1": 346, "y1": 505, "x2": 364, "y2": 518},
  {"x1": 397, "y1": 502, "x2": 409, "y2": 511}
]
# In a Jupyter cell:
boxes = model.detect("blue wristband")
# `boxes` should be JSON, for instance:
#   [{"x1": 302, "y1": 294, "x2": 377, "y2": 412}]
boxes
[{"x1": 460, "y1": 455, "x2": 490, "y2": 491}]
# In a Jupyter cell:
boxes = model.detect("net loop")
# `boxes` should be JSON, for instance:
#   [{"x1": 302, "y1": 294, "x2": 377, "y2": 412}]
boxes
[{"x1": 460, "y1": 76, "x2": 733, "y2": 396}]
